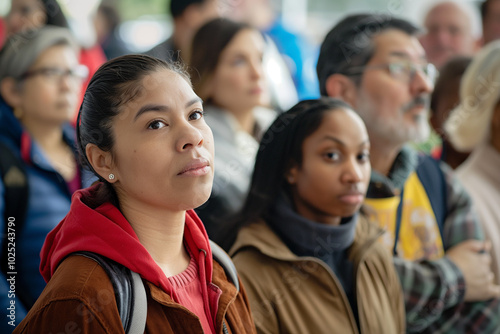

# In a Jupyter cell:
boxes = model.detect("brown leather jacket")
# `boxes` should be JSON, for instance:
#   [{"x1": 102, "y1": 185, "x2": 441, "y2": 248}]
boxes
[
  {"x1": 13, "y1": 255, "x2": 256, "y2": 333},
  {"x1": 230, "y1": 216, "x2": 406, "y2": 334}
]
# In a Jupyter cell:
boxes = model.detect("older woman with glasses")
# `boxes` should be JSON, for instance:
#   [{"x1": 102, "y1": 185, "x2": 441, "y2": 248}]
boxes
[
  {"x1": 0, "y1": 26, "x2": 88, "y2": 332},
  {"x1": 5, "y1": 0, "x2": 107, "y2": 123}
]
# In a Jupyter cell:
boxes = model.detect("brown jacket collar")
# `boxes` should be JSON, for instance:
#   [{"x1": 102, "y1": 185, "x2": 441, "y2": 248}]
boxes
[{"x1": 230, "y1": 214, "x2": 384, "y2": 264}]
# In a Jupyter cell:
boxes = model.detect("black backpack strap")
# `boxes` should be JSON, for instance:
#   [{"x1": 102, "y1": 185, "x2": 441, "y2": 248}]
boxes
[
  {"x1": 0, "y1": 141, "x2": 29, "y2": 222},
  {"x1": 416, "y1": 155, "x2": 447, "y2": 241},
  {"x1": 210, "y1": 240, "x2": 239, "y2": 292},
  {"x1": 0, "y1": 142, "x2": 29, "y2": 269},
  {"x1": 0, "y1": 142, "x2": 32, "y2": 309},
  {"x1": 73, "y1": 252, "x2": 147, "y2": 334}
]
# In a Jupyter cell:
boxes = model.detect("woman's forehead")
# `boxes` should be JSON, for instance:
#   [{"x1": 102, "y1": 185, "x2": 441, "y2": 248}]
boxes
[
  {"x1": 309, "y1": 109, "x2": 368, "y2": 143},
  {"x1": 117, "y1": 69, "x2": 197, "y2": 114}
]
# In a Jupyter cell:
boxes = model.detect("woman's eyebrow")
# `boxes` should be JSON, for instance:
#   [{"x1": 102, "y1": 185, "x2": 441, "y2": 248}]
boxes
[
  {"x1": 323, "y1": 135, "x2": 344, "y2": 146},
  {"x1": 186, "y1": 97, "x2": 203, "y2": 108},
  {"x1": 323, "y1": 136, "x2": 370, "y2": 147},
  {"x1": 358, "y1": 139, "x2": 370, "y2": 147},
  {"x1": 133, "y1": 98, "x2": 203, "y2": 122},
  {"x1": 134, "y1": 104, "x2": 169, "y2": 121}
]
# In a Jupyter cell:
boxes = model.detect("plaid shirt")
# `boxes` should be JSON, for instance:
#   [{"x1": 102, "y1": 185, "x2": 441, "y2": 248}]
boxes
[{"x1": 368, "y1": 147, "x2": 500, "y2": 333}]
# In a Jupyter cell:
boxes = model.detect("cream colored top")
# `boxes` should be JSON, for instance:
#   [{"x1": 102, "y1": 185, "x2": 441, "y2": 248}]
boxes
[{"x1": 456, "y1": 143, "x2": 500, "y2": 284}]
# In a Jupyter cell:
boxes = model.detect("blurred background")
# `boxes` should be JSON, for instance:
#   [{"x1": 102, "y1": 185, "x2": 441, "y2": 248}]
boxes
[
  {"x1": 0, "y1": 0, "x2": 482, "y2": 53},
  {"x1": 0, "y1": 0, "x2": 485, "y2": 154}
]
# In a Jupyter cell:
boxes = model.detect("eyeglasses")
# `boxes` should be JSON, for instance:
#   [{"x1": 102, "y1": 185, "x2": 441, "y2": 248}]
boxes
[
  {"x1": 20, "y1": 65, "x2": 89, "y2": 83},
  {"x1": 342, "y1": 62, "x2": 438, "y2": 83}
]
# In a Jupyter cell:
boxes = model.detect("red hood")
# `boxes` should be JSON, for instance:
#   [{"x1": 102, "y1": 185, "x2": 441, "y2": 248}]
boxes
[{"x1": 40, "y1": 183, "x2": 213, "y2": 295}]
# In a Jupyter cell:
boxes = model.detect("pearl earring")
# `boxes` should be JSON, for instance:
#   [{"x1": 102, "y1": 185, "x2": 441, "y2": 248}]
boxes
[{"x1": 108, "y1": 173, "x2": 115, "y2": 180}]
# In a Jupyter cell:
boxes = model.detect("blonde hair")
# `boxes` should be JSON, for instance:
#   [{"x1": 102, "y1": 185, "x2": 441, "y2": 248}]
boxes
[{"x1": 444, "y1": 40, "x2": 500, "y2": 151}]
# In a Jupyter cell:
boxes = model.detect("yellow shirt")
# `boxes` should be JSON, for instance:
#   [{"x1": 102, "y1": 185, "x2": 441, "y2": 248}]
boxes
[{"x1": 364, "y1": 172, "x2": 444, "y2": 261}]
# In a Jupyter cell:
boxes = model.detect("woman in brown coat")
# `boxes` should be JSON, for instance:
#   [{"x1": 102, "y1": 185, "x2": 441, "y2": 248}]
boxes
[
  {"x1": 14, "y1": 54, "x2": 256, "y2": 334},
  {"x1": 229, "y1": 98, "x2": 405, "y2": 333}
]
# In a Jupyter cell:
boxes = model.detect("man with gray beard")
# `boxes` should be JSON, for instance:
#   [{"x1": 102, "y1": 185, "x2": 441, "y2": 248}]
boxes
[{"x1": 317, "y1": 13, "x2": 500, "y2": 333}]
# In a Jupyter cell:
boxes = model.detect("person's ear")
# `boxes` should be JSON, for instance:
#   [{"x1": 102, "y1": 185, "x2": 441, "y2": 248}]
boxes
[
  {"x1": 325, "y1": 74, "x2": 358, "y2": 108},
  {"x1": 286, "y1": 166, "x2": 298, "y2": 185},
  {"x1": 0, "y1": 78, "x2": 23, "y2": 109},
  {"x1": 85, "y1": 144, "x2": 117, "y2": 183}
]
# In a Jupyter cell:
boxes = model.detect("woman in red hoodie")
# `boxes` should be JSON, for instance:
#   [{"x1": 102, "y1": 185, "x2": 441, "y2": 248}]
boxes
[{"x1": 14, "y1": 54, "x2": 256, "y2": 334}]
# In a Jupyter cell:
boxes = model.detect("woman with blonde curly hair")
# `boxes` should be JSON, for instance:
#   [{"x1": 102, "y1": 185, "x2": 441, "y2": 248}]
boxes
[{"x1": 445, "y1": 40, "x2": 500, "y2": 284}]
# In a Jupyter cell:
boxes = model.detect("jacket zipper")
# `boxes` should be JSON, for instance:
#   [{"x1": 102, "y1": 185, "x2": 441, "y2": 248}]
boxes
[
  {"x1": 299, "y1": 256, "x2": 360, "y2": 334},
  {"x1": 293, "y1": 229, "x2": 384, "y2": 334},
  {"x1": 351, "y1": 229, "x2": 385, "y2": 334}
]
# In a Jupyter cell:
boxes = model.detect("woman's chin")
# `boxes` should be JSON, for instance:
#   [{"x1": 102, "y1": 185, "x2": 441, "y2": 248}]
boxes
[
  {"x1": 186, "y1": 188, "x2": 213, "y2": 211},
  {"x1": 340, "y1": 206, "x2": 362, "y2": 219}
]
